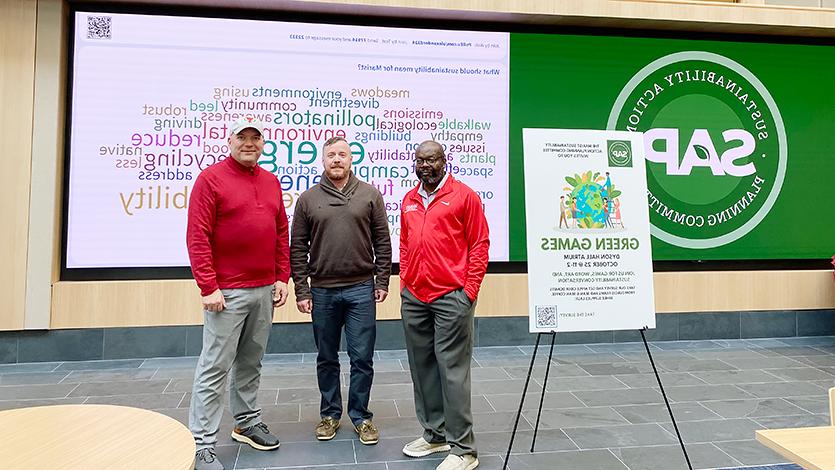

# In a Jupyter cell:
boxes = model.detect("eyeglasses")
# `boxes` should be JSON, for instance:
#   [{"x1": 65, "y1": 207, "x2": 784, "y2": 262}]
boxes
[{"x1": 414, "y1": 156, "x2": 443, "y2": 166}]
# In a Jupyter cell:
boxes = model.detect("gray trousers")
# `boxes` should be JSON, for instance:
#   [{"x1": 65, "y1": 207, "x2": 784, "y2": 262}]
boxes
[
  {"x1": 189, "y1": 285, "x2": 273, "y2": 450},
  {"x1": 401, "y1": 287, "x2": 477, "y2": 457}
]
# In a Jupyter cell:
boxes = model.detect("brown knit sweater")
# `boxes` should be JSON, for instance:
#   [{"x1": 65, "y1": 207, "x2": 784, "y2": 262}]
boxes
[{"x1": 290, "y1": 172, "x2": 392, "y2": 300}]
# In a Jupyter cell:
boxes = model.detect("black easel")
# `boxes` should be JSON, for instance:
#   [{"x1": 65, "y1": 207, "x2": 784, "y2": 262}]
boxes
[{"x1": 502, "y1": 327, "x2": 692, "y2": 470}]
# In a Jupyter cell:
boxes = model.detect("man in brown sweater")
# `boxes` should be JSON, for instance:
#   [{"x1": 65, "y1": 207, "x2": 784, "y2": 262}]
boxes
[{"x1": 290, "y1": 136, "x2": 392, "y2": 446}]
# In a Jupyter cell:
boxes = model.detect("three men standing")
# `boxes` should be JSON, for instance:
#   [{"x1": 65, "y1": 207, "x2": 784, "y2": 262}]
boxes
[
  {"x1": 187, "y1": 117, "x2": 288, "y2": 470},
  {"x1": 399, "y1": 141, "x2": 490, "y2": 470},
  {"x1": 291, "y1": 136, "x2": 392, "y2": 445}
]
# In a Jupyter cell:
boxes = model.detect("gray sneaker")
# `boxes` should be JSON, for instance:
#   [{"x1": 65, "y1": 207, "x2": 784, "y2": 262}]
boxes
[{"x1": 194, "y1": 448, "x2": 224, "y2": 470}]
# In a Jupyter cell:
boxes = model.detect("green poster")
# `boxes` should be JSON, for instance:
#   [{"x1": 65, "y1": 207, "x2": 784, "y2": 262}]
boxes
[{"x1": 509, "y1": 33, "x2": 835, "y2": 261}]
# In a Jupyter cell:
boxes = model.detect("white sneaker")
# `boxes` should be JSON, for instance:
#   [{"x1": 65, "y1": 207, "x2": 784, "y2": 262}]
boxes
[
  {"x1": 402, "y1": 437, "x2": 451, "y2": 457},
  {"x1": 436, "y1": 454, "x2": 479, "y2": 470}
]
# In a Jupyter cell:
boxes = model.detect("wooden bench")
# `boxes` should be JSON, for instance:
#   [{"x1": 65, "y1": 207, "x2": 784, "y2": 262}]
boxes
[{"x1": 755, "y1": 387, "x2": 835, "y2": 470}]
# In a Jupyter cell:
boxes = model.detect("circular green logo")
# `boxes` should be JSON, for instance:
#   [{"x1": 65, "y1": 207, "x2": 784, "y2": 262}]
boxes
[{"x1": 607, "y1": 51, "x2": 787, "y2": 249}]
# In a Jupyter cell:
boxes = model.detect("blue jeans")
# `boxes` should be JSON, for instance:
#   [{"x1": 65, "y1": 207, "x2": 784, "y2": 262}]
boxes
[{"x1": 311, "y1": 280, "x2": 376, "y2": 425}]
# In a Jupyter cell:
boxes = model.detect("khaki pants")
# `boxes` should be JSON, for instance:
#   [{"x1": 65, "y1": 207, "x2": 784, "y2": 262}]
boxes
[{"x1": 189, "y1": 285, "x2": 273, "y2": 450}]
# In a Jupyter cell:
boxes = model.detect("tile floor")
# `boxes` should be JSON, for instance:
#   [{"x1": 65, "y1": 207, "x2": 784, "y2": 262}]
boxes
[{"x1": 2, "y1": 336, "x2": 834, "y2": 469}]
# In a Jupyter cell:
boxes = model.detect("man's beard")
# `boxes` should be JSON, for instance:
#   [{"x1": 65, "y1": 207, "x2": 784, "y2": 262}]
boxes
[{"x1": 417, "y1": 168, "x2": 443, "y2": 185}]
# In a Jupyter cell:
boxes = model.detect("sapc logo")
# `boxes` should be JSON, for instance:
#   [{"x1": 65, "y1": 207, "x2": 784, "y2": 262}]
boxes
[{"x1": 608, "y1": 51, "x2": 787, "y2": 249}]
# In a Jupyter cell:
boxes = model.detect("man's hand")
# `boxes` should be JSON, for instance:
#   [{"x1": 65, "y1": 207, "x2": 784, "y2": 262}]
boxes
[
  {"x1": 374, "y1": 289, "x2": 388, "y2": 303},
  {"x1": 273, "y1": 281, "x2": 289, "y2": 307},
  {"x1": 202, "y1": 289, "x2": 226, "y2": 312},
  {"x1": 297, "y1": 298, "x2": 313, "y2": 315}
]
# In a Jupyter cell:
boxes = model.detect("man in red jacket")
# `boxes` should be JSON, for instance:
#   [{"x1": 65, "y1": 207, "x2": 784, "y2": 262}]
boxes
[
  {"x1": 399, "y1": 140, "x2": 489, "y2": 470},
  {"x1": 186, "y1": 117, "x2": 290, "y2": 470}
]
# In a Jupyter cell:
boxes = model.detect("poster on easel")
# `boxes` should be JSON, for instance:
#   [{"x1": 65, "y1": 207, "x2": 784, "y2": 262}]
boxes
[{"x1": 522, "y1": 129, "x2": 655, "y2": 333}]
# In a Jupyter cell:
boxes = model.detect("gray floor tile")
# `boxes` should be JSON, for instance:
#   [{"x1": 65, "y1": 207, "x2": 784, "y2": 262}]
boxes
[
  {"x1": 267, "y1": 464, "x2": 386, "y2": 470},
  {"x1": 701, "y1": 398, "x2": 811, "y2": 419},
  {"x1": 471, "y1": 367, "x2": 512, "y2": 381},
  {"x1": 579, "y1": 362, "x2": 654, "y2": 376},
  {"x1": 778, "y1": 336, "x2": 835, "y2": 346},
  {"x1": 564, "y1": 423, "x2": 678, "y2": 448},
  {"x1": 151, "y1": 367, "x2": 199, "y2": 379},
  {"x1": 656, "y1": 359, "x2": 737, "y2": 373},
  {"x1": 613, "y1": 372, "x2": 707, "y2": 388},
  {"x1": 522, "y1": 407, "x2": 629, "y2": 429},
  {"x1": 503, "y1": 449, "x2": 628, "y2": 470},
  {"x1": 68, "y1": 379, "x2": 171, "y2": 397},
  {"x1": 543, "y1": 376, "x2": 629, "y2": 392},
  {"x1": 83, "y1": 392, "x2": 185, "y2": 410},
  {"x1": 0, "y1": 397, "x2": 87, "y2": 410},
  {"x1": 62, "y1": 368, "x2": 157, "y2": 383},
  {"x1": 585, "y1": 342, "x2": 656, "y2": 353},
  {"x1": 0, "y1": 383, "x2": 78, "y2": 400},
  {"x1": 735, "y1": 382, "x2": 825, "y2": 398},
  {"x1": 682, "y1": 348, "x2": 769, "y2": 360},
  {"x1": 655, "y1": 341, "x2": 725, "y2": 350},
  {"x1": 784, "y1": 395, "x2": 830, "y2": 415},
  {"x1": 518, "y1": 344, "x2": 594, "y2": 356},
  {"x1": 479, "y1": 429, "x2": 577, "y2": 454},
  {"x1": 484, "y1": 392, "x2": 584, "y2": 412},
  {"x1": 354, "y1": 437, "x2": 417, "y2": 463},
  {"x1": 614, "y1": 443, "x2": 740, "y2": 470},
  {"x1": 665, "y1": 384, "x2": 755, "y2": 402},
  {"x1": 261, "y1": 353, "x2": 304, "y2": 364},
  {"x1": 473, "y1": 346, "x2": 526, "y2": 358},
  {"x1": 56, "y1": 359, "x2": 144, "y2": 371},
  {"x1": 721, "y1": 357, "x2": 806, "y2": 370},
  {"x1": 688, "y1": 369, "x2": 785, "y2": 385},
  {"x1": 552, "y1": 353, "x2": 629, "y2": 365},
  {"x1": 259, "y1": 375, "x2": 320, "y2": 389},
  {"x1": 472, "y1": 379, "x2": 541, "y2": 395},
  {"x1": 237, "y1": 439, "x2": 355, "y2": 467},
  {"x1": 377, "y1": 350, "x2": 409, "y2": 360},
  {"x1": 502, "y1": 364, "x2": 590, "y2": 380},
  {"x1": 385, "y1": 456, "x2": 505, "y2": 470},
  {"x1": 139, "y1": 356, "x2": 199, "y2": 369},
  {"x1": 795, "y1": 355, "x2": 835, "y2": 367},
  {"x1": 753, "y1": 413, "x2": 830, "y2": 428},
  {"x1": 258, "y1": 404, "x2": 302, "y2": 423},
  {"x1": 0, "y1": 362, "x2": 61, "y2": 374},
  {"x1": 213, "y1": 444, "x2": 240, "y2": 470},
  {"x1": 474, "y1": 411, "x2": 530, "y2": 433},
  {"x1": 617, "y1": 350, "x2": 697, "y2": 362},
  {"x1": 662, "y1": 418, "x2": 763, "y2": 443},
  {"x1": 362, "y1": 416, "x2": 423, "y2": 438},
  {"x1": 367, "y1": 383, "x2": 414, "y2": 400},
  {"x1": 613, "y1": 402, "x2": 720, "y2": 424},
  {"x1": 0, "y1": 371, "x2": 69, "y2": 385},
  {"x1": 765, "y1": 367, "x2": 835, "y2": 381},
  {"x1": 767, "y1": 346, "x2": 832, "y2": 357},
  {"x1": 278, "y1": 388, "x2": 323, "y2": 404},
  {"x1": 713, "y1": 439, "x2": 789, "y2": 466},
  {"x1": 574, "y1": 388, "x2": 663, "y2": 407}
]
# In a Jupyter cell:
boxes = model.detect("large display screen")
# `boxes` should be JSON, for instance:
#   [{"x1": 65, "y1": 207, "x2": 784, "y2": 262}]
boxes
[
  {"x1": 66, "y1": 10, "x2": 835, "y2": 273},
  {"x1": 67, "y1": 12, "x2": 509, "y2": 268}
]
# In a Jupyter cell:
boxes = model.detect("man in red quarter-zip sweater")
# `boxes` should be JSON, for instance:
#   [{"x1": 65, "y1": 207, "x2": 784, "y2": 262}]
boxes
[
  {"x1": 187, "y1": 117, "x2": 290, "y2": 470},
  {"x1": 399, "y1": 140, "x2": 489, "y2": 470}
]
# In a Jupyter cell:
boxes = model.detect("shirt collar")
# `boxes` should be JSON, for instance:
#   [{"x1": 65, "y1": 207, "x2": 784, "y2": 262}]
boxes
[{"x1": 417, "y1": 172, "x2": 449, "y2": 199}]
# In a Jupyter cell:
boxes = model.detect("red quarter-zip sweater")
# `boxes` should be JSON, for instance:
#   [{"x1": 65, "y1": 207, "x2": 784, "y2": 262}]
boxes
[
  {"x1": 187, "y1": 157, "x2": 290, "y2": 296},
  {"x1": 399, "y1": 175, "x2": 490, "y2": 303}
]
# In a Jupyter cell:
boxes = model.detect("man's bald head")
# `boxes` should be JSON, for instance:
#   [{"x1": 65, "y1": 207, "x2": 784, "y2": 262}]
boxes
[{"x1": 416, "y1": 140, "x2": 444, "y2": 157}]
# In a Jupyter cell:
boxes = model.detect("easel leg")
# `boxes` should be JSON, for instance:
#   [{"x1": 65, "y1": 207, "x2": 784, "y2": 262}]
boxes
[
  {"x1": 640, "y1": 327, "x2": 693, "y2": 470},
  {"x1": 502, "y1": 333, "x2": 543, "y2": 470},
  {"x1": 531, "y1": 331, "x2": 556, "y2": 452}
]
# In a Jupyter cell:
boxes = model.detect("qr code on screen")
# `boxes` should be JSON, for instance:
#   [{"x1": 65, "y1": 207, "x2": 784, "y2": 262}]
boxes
[
  {"x1": 535, "y1": 305, "x2": 557, "y2": 329},
  {"x1": 87, "y1": 16, "x2": 112, "y2": 40}
]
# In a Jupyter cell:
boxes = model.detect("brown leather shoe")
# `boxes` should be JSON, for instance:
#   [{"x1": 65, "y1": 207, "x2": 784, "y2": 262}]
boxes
[
  {"x1": 315, "y1": 416, "x2": 340, "y2": 441},
  {"x1": 354, "y1": 419, "x2": 379, "y2": 445}
]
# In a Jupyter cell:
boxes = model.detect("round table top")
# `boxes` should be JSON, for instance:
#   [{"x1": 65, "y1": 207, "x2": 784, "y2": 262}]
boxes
[{"x1": 0, "y1": 404, "x2": 195, "y2": 470}]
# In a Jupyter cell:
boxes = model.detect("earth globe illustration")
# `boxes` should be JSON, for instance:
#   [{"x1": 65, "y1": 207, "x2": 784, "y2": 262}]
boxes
[{"x1": 572, "y1": 182, "x2": 606, "y2": 227}]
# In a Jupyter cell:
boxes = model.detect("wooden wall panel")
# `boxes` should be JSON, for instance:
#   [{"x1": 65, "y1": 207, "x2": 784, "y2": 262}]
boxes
[
  {"x1": 0, "y1": 0, "x2": 37, "y2": 331},
  {"x1": 51, "y1": 270, "x2": 835, "y2": 328}
]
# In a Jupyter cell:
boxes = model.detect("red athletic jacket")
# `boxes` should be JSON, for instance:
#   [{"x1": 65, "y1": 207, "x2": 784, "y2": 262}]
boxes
[
  {"x1": 399, "y1": 176, "x2": 490, "y2": 303},
  {"x1": 187, "y1": 157, "x2": 290, "y2": 296}
]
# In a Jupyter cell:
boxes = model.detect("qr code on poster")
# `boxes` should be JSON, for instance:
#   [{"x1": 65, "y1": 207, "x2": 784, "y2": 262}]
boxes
[
  {"x1": 87, "y1": 16, "x2": 112, "y2": 40},
  {"x1": 535, "y1": 305, "x2": 557, "y2": 329}
]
